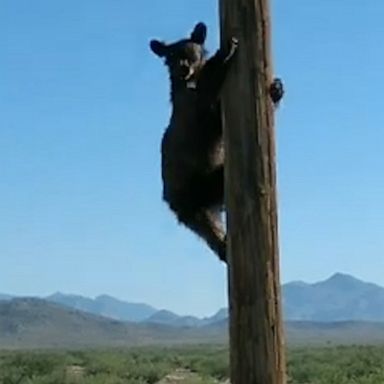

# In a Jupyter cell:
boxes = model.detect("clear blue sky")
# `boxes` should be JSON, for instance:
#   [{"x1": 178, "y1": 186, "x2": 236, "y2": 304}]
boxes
[{"x1": 1, "y1": 1, "x2": 383, "y2": 317}]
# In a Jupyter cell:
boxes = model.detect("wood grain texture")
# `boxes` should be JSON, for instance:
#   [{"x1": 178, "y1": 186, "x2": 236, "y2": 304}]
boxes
[{"x1": 219, "y1": 0, "x2": 286, "y2": 383}]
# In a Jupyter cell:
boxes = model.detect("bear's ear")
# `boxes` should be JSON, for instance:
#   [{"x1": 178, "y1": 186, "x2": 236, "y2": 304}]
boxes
[
  {"x1": 150, "y1": 40, "x2": 168, "y2": 57},
  {"x1": 190, "y1": 22, "x2": 207, "y2": 44}
]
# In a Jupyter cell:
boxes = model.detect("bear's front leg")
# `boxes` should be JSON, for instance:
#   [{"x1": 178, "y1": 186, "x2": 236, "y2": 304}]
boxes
[{"x1": 197, "y1": 37, "x2": 239, "y2": 104}]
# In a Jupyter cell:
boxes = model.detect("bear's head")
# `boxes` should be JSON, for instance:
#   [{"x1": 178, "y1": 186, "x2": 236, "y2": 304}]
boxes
[{"x1": 150, "y1": 23, "x2": 207, "y2": 82}]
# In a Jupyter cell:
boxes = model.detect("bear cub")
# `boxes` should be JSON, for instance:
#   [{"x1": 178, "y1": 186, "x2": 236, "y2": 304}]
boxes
[{"x1": 150, "y1": 22, "x2": 283, "y2": 262}]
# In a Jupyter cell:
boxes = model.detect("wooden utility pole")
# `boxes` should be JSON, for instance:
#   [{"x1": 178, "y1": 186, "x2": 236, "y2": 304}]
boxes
[{"x1": 219, "y1": 0, "x2": 286, "y2": 383}]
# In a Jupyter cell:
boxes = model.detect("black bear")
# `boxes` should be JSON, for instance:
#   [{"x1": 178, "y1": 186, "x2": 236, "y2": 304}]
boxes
[{"x1": 150, "y1": 22, "x2": 283, "y2": 262}]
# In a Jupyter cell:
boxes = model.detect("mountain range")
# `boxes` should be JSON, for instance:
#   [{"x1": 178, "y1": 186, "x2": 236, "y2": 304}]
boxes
[
  {"x1": 1, "y1": 298, "x2": 384, "y2": 349},
  {"x1": 1, "y1": 273, "x2": 384, "y2": 349},
  {"x1": 2, "y1": 273, "x2": 383, "y2": 325}
]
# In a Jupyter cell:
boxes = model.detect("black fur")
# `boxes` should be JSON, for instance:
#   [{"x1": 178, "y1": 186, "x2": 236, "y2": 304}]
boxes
[{"x1": 150, "y1": 23, "x2": 283, "y2": 262}]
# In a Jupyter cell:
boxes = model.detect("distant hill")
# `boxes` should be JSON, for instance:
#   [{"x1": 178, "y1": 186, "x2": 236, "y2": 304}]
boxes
[
  {"x1": 0, "y1": 294, "x2": 13, "y2": 301},
  {"x1": 144, "y1": 308, "x2": 229, "y2": 328},
  {"x1": 0, "y1": 298, "x2": 221, "y2": 349},
  {"x1": 283, "y1": 273, "x2": 384, "y2": 321},
  {"x1": 46, "y1": 292, "x2": 157, "y2": 322},
  {"x1": 205, "y1": 308, "x2": 228, "y2": 323},
  {"x1": 285, "y1": 320, "x2": 384, "y2": 346},
  {"x1": 1, "y1": 298, "x2": 384, "y2": 349},
  {"x1": 145, "y1": 310, "x2": 202, "y2": 327}
]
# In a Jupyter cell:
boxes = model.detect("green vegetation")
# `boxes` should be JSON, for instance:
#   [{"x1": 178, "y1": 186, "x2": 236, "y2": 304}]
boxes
[
  {"x1": 287, "y1": 345, "x2": 384, "y2": 384},
  {"x1": 0, "y1": 345, "x2": 383, "y2": 384}
]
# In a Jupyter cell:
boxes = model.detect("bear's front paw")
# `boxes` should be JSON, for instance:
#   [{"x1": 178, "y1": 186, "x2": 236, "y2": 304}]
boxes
[
  {"x1": 270, "y1": 78, "x2": 284, "y2": 105},
  {"x1": 222, "y1": 37, "x2": 239, "y2": 63}
]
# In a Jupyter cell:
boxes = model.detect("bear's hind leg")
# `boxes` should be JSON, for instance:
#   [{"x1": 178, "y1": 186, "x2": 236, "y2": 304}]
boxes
[{"x1": 178, "y1": 208, "x2": 226, "y2": 262}]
